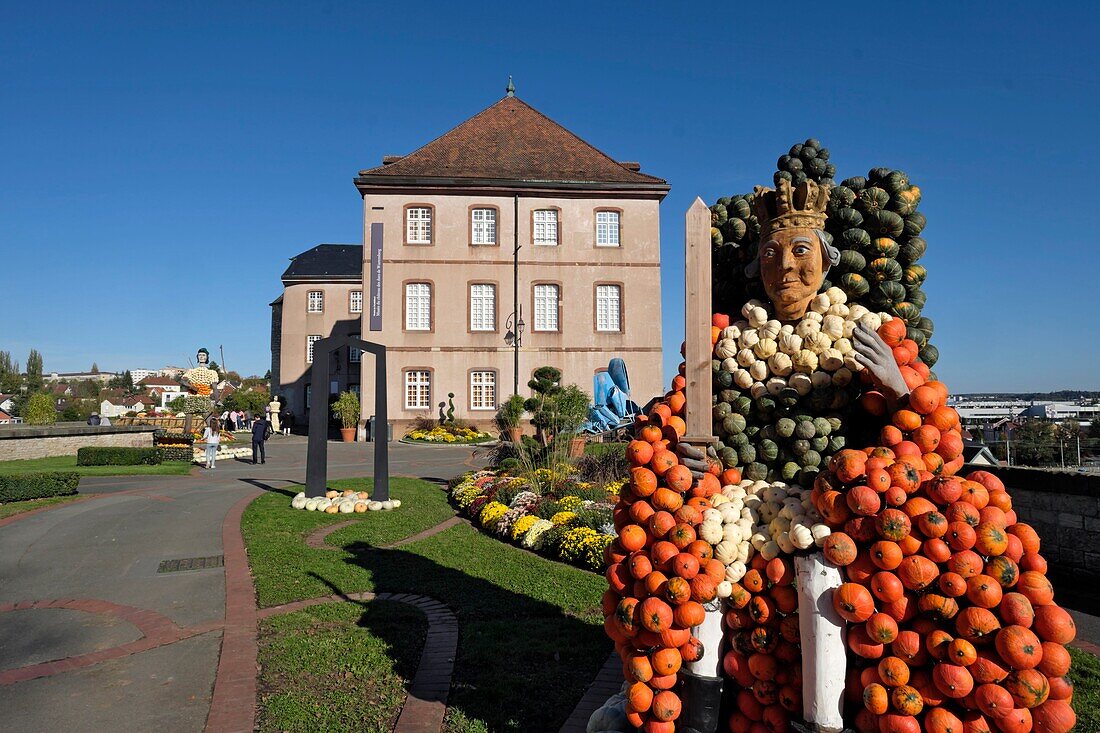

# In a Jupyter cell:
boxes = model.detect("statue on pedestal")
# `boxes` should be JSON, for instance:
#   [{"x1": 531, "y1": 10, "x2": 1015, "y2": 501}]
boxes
[{"x1": 268, "y1": 395, "x2": 281, "y2": 434}]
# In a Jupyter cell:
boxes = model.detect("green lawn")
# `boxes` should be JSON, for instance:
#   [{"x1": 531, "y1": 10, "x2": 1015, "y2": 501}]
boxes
[
  {"x1": 0, "y1": 455, "x2": 192, "y2": 476},
  {"x1": 257, "y1": 601, "x2": 427, "y2": 733},
  {"x1": 0, "y1": 494, "x2": 83, "y2": 520},
  {"x1": 242, "y1": 477, "x2": 610, "y2": 733},
  {"x1": 1069, "y1": 646, "x2": 1100, "y2": 731}
]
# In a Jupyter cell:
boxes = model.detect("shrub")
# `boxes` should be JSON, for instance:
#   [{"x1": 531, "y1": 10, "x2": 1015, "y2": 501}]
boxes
[
  {"x1": 0, "y1": 472, "x2": 79, "y2": 502},
  {"x1": 23, "y1": 393, "x2": 57, "y2": 425},
  {"x1": 76, "y1": 447, "x2": 164, "y2": 466},
  {"x1": 574, "y1": 443, "x2": 629, "y2": 485}
]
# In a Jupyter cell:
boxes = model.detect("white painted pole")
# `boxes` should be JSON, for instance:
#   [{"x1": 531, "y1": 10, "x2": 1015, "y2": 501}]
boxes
[
  {"x1": 795, "y1": 552, "x2": 847, "y2": 733},
  {"x1": 687, "y1": 598, "x2": 724, "y2": 677}
]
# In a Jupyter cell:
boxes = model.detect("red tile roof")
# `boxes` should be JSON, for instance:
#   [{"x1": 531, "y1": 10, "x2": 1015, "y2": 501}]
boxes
[
  {"x1": 139, "y1": 376, "x2": 181, "y2": 387},
  {"x1": 357, "y1": 96, "x2": 667, "y2": 186}
]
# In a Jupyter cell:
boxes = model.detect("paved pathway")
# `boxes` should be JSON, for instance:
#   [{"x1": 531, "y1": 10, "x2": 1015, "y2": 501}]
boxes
[{"x1": 0, "y1": 437, "x2": 479, "y2": 733}]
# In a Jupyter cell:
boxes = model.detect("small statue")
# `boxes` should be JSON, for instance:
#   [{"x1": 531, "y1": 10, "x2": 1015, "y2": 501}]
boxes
[
  {"x1": 182, "y1": 348, "x2": 219, "y2": 397},
  {"x1": 268, "y1": 395, "x2": 281, "y2": 434}
]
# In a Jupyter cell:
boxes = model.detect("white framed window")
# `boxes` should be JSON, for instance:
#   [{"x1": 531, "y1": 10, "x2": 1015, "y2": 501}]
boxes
[
  {"x1": 405, "y1": 282, "x2": 431, "y2": 331},
  {"x1": 470, "y1": 371, "x2": 496, "y2": 410},
  {"x1": 349, "y1": 334, "x2": 361, "y2": 363},
  {"x1": 350, "y1": 290, "x2": 363, "y2": 313},
  {"x1": 596, "y1": 210, "x2": 621, "y2": 247},
  {"x1": 307, "y1": 291, "x2": 324, "y2": 313},
  {"x1": 406, "y1": 207, "x2": 432, "y2": 244},
  {"x1": 469, "y1": 283, "x2": 496, "y2": 331},
  {"x1": 471, "y1": 208, "x2": 497, "y2": 245},
  {"x1": 404, "y1": 370, "x2": 431, "y2": 410},
  {"x1": 533, "y1": 284, "x2": 560, "y2": 332},
  {"x1": 306, "y1": 334, "x2": 321, "y2": 363},
  {"x1": 596, "y1": 284, "x2": 622, "y2": 332},
  {"x1": 533, "y1": 209, "x2": 559, "y2": 246}
]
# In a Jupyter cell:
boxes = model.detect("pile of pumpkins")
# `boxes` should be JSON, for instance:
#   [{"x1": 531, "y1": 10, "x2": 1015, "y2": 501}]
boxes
[
  {"x1": 810, "y1": 322, "x2": 1076, "y2": 733},
  {"x1": 290, "y1": 489, "x2": 401, "y2": 513}
]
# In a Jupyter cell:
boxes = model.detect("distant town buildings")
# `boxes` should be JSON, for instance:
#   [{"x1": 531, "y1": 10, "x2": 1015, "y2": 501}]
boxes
[
  {"x1": 45, "y1": 371, "x2": 116, "y2": 384},
  {"x1": 949, "y1": 396, "x2": 1098, "y2": 429}
]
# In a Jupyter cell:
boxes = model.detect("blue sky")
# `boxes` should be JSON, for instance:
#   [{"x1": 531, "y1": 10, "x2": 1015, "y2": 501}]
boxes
[{"x1": 2, "y1": 2, "x2": 1097, "y2": 392}]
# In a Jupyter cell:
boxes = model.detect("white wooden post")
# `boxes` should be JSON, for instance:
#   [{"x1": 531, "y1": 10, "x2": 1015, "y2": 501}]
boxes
[{"x1": 795, "y1": 553, "x2": 847, "y2": 733}]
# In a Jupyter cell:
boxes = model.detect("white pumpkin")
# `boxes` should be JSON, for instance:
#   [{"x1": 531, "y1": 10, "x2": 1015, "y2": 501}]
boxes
[
  {"x1": 819, "y1": 348, "x2": 844, "y2": 372},
  {"x1": 734, "y1": 369, "x2": 754, "y2": 389},
  {"x1": 325, "y1": 490, "x2": 339, "y2": 499},
  {"x1": 722, "y1": 523, "x2": 742, "y2": 544},
  {"x1": 789, "y1": 372, "x2": 813, "y2": 396},
  {"x1": 776, "y1": 532, "x2": 796, "y2": 555},
  {"x1": 752, "y1": 338, "x2": 777, "y2": 360},
  {"x1": 714, "y1": 540, "x2": 738, "y2": 565},
  {"x1": 848, "y1": 304, "x2": 869, "y2": 321},
  {"x1": 760, "y1": 540, "x2": 780, "y2": 560},
  {"x1": 832, "y1": 367, "x2": 854, "y2": 387},
  {"x1": 790, "y1": 523, "x2": 815, "y2": 550},
  {"x1": 826, "y1": 303, "x2": 850, "y2": 319},
  {"x1": 812, "y1": 523, "x2": 833, "y2": 546},
  {"x1": 716, "y1": 580, "x2": 733, "y2": 599},
  {"x1": 721, "y1": 325, "x2": 743, "y2": 341},
  {"x1": 316, "y1": 498, "x2": 332, "y2": 512},
  {"x1": 738, "y1": 329, "x2": 760, "y2": 350},
  {"x1": 795, "y1": 318, "x2": 821, "y2": 339},
  {"x1": 368, "y1": 501, "x2": 382, "y2": 511},
  {"x1": 714, "y1": 339, "x2": 738, "y2": 360},
  {"x1": 724, "y1": 561, "x2": 747, "y2": 583},
  {"x1": 810, "y1": 370, "x2": 832, "y2": 389},
  {"x1": 859, "y1": 312, "x2": 883, "y2": 332},
  {"x1": 778, "y1": 332, "x2": 802, "y2": 355},
  {"x1": 699, "y1": 521, "x2": 723, "y2": 544},
  {"x1": 792, "y1": 349, "x2": 819, "y2": 374},
  {"x1": 305, "y1": 498, "x2": 320, "y2": 511},
  {"x1": 748, "y1": 361, "x2": 768, "y2": 382},
  {"x1": 833, "y1": 337, "x2": 853, "y2": 355},
  {"x1": 747, "y1": 306, "x2": 768, "y2": 328},
  {"x1": 736, "y1": 348, "x2": 757, "y2": 367},
  {"x1": 804, "y1": 332, "x2": 832, "y2": 355},
  {"x1": 767, "y1": 353, "x2": 793, "y2": 377},
  {"x1": 702, "y1": 508, "x2": 722, "y2": 524},
  {"x1": 810, "y1": 294, "x2": 831, "y2": 314},
  {"x1": 391, "y1": 500, "x2": 402, "y2": 508},
  {"x1": 760, "y1": 320, "x2": 782, "y2": 340},
  {"x1": 766, "y1": 377, "x2": 786, "y2": 396},
  {"x1": 291, "y1": 493, "x2": 308, "y2": 510},
  {"x1": 338, "y1": 500, "x2": 356, "y2": 513}
]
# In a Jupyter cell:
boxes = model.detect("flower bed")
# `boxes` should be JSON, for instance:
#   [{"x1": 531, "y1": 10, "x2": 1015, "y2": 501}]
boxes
[
  {"x1": 448, "y1": 468, "x2": 623, "y2": 572},
  {"x1": 404, "y1": 425, "x2": 494, "y2": 444}
]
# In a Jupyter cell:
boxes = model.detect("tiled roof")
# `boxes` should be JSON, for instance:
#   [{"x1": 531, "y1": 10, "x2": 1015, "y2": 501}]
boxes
[
  {"x1": 357, "y1": 96, "x2": 667, "y2": 187},
  {"x1": 138, "y1": 376, "x2": 180, "y2": 387},
  {"x1": 282, "y1": 244, "x2": 363, "y2": 282}
]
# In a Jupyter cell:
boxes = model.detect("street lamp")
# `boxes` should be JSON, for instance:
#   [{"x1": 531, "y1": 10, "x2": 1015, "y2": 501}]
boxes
[{"x1": 504, "y1": 307, "x2": 524, "y2": 395}]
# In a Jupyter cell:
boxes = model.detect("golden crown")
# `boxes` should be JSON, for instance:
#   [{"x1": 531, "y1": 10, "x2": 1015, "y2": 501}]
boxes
[{"x1": 752, "y1": 178, "x2": 830, "y2": 240}]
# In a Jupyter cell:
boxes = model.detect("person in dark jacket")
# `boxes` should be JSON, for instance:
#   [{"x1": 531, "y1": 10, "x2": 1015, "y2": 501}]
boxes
[{"x1": 251, "y1": 415, "x2": 272, "y2": 464}]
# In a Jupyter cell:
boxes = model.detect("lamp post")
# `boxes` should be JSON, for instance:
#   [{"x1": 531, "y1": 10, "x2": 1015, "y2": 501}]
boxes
[{"x1": 504, "y1": 307, "x2": 525, "y2": 396}]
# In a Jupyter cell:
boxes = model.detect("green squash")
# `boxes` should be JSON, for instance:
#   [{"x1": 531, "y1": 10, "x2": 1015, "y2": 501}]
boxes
[
  {"x1": 858, "y1": 187, "x2": 890, "y2": 211},
  {"x1": 870, "y1": 281, "x2": 907, "y2": 309},
  {"x1": 718, "y1": 389, "x2": 739, "y2": 404},
  {"x1": 730, "y1": 198, "x2": 751, "y2": 219},
  {"x1": 906, "y1": 326, "x2": 929, "y2": 349},
  {"x1": 907, "y1": 288, "x2": 928, "y2": 308},
  {"x1": 738, "y1": 443, "x2": 756, "y2": 465},
  {"x1": 917, "y1": 317, "x2": 935, "y2": 338},
  {"x1": 791, "y1": 439, "x2": 811, "y2": 456},
  {"x1": 734, "y1": 395, "x2": 753, "y2": 415},
  {"x1": 919, "y1": 343, "x2": 939, "y2": 367},
  {"x1": 812, "y1": 417, "x2": 833, "y2": 437},
  {"x1": 755, "y1": 396, "x2": 776, "y2": 415},
  {"x1": 888, "y1": 187, "x2": 920, "y2": 216},
  {"x1": 827, "y1": 435, "x2": 846, "y2": 453},
  {"x1": 868, "y1": 257, "x2": 904, "y2": 283},
  {"x1": 882, "y1": 171, "x2": 910, "y2": 194},
  {"x1": 841, "y1": 176, "x2": 867, "y2": 191},
  {"x1": 745, "y1": 462, "x2": 769, "y2": 482},
  {"x1": 801, "y1": 449, "x2": 823, "y2": 468},
  {"x1": 716, "y1": 370, "x2": 733, "y2": 388},
  {"x1": 903, "y1": 264, "x2": 927, "y2": 288},
  {"x1": 839, "y1": 272, "x2": 871, "y2": 298},
  {"x1": 713, "y1": 402, "x2": 731, "y2": 420},
  {"x1": 723, "y1": 413, "x2": 747, "y2": 435},
  {"x1": 781, "y1": 462, "x2": 801, "y2": 481},
  {"x1": 904, "y1": 211, "x2": 927, "y2": 237},
  {"x1": 893, "y1": 301, "x2": 923, "y2": 324},
  {"x1": 795, "y1": 420, "x2": 817, "y2": 439},
  {"x1": 776, "y1": 417, "x2": 796, "y2": 439},
  {"x1": 711, "y1": 204, "x2": 728, "y2": 226},
  {"x1": 798, "y1": 466, "x2": 820, "y2": 488},
  {"x1": 722, "y1": 217, "x2": 748, "y2": 241},
  {"x1": 712, "y1": 228, "x2": 724, "y2": 247},
  {"x1": 827, "y1": 417, "x2": 842, "y2": 432},
  {"x1": 841, "y1": 227, "x2": 871, "y2": 249},
  {"x1": 807, "y1": 157, "x2": 827, "y2": 176},
  {"x1": 899, "y1": 236, "x2": 927, "y2": 263},
  {"x1": 831, "y1": 186, "x2": 856, "y2": 207},
  {"x1": 871, "y1": 237, "x2": 901, "y2": 259},
  {"x1": 778, "y1": 388, "x2": 800, "y2": 408},
  {"x1": 758, "y1": 439, "x2": 779, "y2": 462},
  {"x1": 868, "y1": 167, "x2": 893, "y2": 183},
  {"x1": 865, "y1": 210, "x2": 905, "y2": 238},
  {"x1": 718, "y1": 447, "x2": 739, "y2": 468},
  {"x1": 729, "y1": 432, "x2": 750, "y2": 449},
  {"x1": 835, "y1": 207, "x2": 864, "y2": 230},
  {"x1": 745, "y1": 425, "x2": 760, "y2": 438},
  {"x1": 838, "y1": 249, "x2": 867, "y2": 272}
]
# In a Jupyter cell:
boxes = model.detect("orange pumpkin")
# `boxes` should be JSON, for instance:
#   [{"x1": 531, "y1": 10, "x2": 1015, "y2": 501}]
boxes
[
  {"x1": 923, "y1": 538, "x2": 953, "y2": 564},
  {"x1": 956, "y1": 607, "x2": 1001, "y2": 644},
  {"x1": 649, "y1": 449, "x2": 677, "y2": 476},
  {"x1": 926, "y1": 629, "x2": 955, "y2": 660},
  {"x1": 998, "y1": 708, "x2": 1033, "y2": 733},
  {"x1": 918, "y1": 593, "x2": 960, "y2": 621},
  {"x1": 863, "y1": 682, "x2": 889, "y2": 714},
  {"x1": 1004, "y1": 668, "x2": 1050, "y2": 709},
  {"x1": 972, "y1": 648, "x2": 1012, "y2": 684},
  {"x1": 878, "y1": 656, "x2": 911, "y2": 688},
  {"x1": 664, "y1": 576, "x2": 691, "y2": 605},
  {"x1": 966, "y1": 575, "x2": 1004, "y2": 609},
  {"x1": 627, "y1": 681, "x2": 655, "y2": 713},
  {"x1": 866, "y1": 612, "x2": 899, "y2": 644},
  {"x1": 974, "y1": 522, "x2": 1009, "y2": 557},
  {"x1": 823, "y1": 532, "x2": 857, "y2": 566},
  {"x1": 877, "y1": 713, "x2": 920, "y2": 733},
  {"x1": 890, "y1": 629, "x2": 922, "y2": 663},
  {"x1": 891, "y1": 684, "x2": 924, "y2": 715},
  {"x1": 948, "y1": 549, "x2": 985, "y2": 579},
  {"x1": 651, "y1": 487, "x2": 683, "y2": 513},
  {"x1": 1000, "y1": 592, "x2": 1036, "y2": 629},
  {"x1": 871, "y1": 540, "x2": 904, "y2": 570},
  {"x1": 673, "y1": 600, "x2": 705, "y2": 629},
  {"x1": 628, "y1": 552, "x2": 653, "y2": 580},
  {"x1": 897, "y1": 555, "x2": 939, "y2": 591},
  {"x1": 918, "y1": 510, "x2": 949, "y2": 538},
  {"x1": 1008, "y1": 523, "x2": 1041, "y2": 554},
  {"x1": 948, "y1": 638, "x2": 978, "y2": 667},
  {"x1": 974, "y1": 682, "x2": 1015, "y2": 720},
  {"x1": 1036, "y1": 641, "x2": 1071, "y2": 678},
  {"x1": 1031, "y1": 698, "x2": 1075, "y2": 733},
  {"x1": 626, "y1": 440, "x2": 655, "y2": 467},
  {"x1": 631, "y1": 467, "x2": 659, "y2": 497},
  {"x1": 986, "y1": 555, "x2": 1021, "y2": 588},
  {"x1": 833, "y1": 582, "x2": 875, "y2": 623},
  {"x1": 664, "y1": 464, "x2": 693, "y2": 493},
  {"x1": 648, "y1": 511, "x2": 676, "y2": 539},
  {"x1": 1017, "y1": 571, "x2": 1054, "y2": 606},
  {"x1": 1032, "y1": 605, "x2": 1075, "y2": 644},
  {"x1": 629, "y1": 501, "x2": 656, "y2": 525},
  {"x1": 871, "y1": 571, "x2": 905, "y2": 602},
  {"x1": 650, "y1": 647, "x2": 682, "y2": 676},
  {"x1": 946, "y1": 521, "x2": 978, "y2": 551},
  {"x1": 848, "y1": 625, "x2": 885, "y2": 659},
  {"x1": 877, "y1": 508, "x2": 912, "y2": 541},
  {"x1": 933, "y1": 663, "x2": 975, "y2": 699},
  {"x1": 938, "y1": 571, "x2": 968, "y2": 598},
  {"x1": 650, "y1": 690, "x2": 681, "y2": 722},
  {"x1": 923, "y1": 707, "x2": 964, "y2": 733}
]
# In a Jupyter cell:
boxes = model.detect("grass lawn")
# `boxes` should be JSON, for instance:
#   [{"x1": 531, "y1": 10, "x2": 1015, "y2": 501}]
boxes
[
  {"x1": 1069, "y1": 646, "x2": 1100, "y2": 731},
  {"x1": 0, "y1": 494, "x2": 83, "y2": 520},
  {"x1": 0, "y1": 455, "x2": 192, "y2": 476},
  {"x1": 257, "y1": 601, "x2": 427, "y2": 733},
  {"x1": 242, "y1": 476, "x2": 610, "y2": 733}
]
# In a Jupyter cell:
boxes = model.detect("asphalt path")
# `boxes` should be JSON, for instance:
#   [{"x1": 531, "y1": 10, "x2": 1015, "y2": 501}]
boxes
[{"x1": 0, "y1": 436, "x2": 481, "y2": 733}]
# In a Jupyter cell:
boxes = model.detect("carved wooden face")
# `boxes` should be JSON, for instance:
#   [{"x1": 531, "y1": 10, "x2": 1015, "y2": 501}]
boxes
[{"x1": 759, "y1": 228, "x2": 825, "y2": 319}]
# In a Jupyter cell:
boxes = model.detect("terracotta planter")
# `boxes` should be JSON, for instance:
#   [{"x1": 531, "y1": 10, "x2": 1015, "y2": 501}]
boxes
[
  {"x1": 506, "y1": 427, "x2": 523, "y2": 443},
  {"x1": 569, "y1": 436, "x2": 586, "y2": 457},
  {"x1": 340, "y1": 427, "x2": 356, "y2": 443}
]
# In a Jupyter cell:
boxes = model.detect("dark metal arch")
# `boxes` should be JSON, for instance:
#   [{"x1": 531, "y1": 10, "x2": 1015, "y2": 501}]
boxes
[{"x1": 305, "y1": 335, "x2": 388, "y2": 499}]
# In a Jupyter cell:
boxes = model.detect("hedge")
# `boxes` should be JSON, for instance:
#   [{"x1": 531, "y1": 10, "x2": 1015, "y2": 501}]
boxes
[
  {"x1": 0, "y1": 472, "x2": 80, "y2": 502},
  {"x1": 76, "y1": 447, "x2": 164, "y2": 466}
]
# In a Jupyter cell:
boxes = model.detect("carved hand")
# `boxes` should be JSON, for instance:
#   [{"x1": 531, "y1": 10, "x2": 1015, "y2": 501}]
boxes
[
  {"x1": 675, "y1": 441, "x2": 718, "y2": 479},
  {"x1": 852, "y1": 323, "x2": 910, "y2": 401}
]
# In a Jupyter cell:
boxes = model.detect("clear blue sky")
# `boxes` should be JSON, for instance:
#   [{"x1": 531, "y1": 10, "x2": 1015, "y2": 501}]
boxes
[{"x1": 2, "y1": 2, "x2": 1097, "y2": 392}]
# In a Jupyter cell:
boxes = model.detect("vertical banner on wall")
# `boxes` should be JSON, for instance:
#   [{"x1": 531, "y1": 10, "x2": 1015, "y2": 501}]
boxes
[{"x1": 368, "y1": 223, "x2": 384, "y2": 331}]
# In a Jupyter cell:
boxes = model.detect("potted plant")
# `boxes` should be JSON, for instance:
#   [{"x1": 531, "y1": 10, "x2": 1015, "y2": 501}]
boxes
[
  {"x1": 331, "y1": 391, "x2": 361, "y2": 442},
  {"x1": 495, "y1": 394, "x2": 526, "y2": 443}
]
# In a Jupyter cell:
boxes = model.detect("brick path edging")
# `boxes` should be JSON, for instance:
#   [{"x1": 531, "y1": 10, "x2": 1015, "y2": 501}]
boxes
[
  {"x1": 259, "y1": 590, "x2": 458, "y2": 733},
  {"x1": 558, "y1": 652, "x2": 622, "y2": 733}
]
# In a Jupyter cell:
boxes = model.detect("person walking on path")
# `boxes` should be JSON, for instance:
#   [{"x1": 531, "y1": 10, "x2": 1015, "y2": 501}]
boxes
[
  {"x1": 202, "y1": 420, "x2": 221, "y2": 469},
  {"x1": 251, "y1": 414, "x2": 272, "y2": 464}
]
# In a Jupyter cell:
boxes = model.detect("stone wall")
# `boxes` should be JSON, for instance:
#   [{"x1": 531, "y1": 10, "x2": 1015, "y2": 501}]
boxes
[
  {"x1": 967, "y1": 464, "x2": 1100, "y2": 583},
  {"x1": 0, "y1": 425, "x2": 158, "y2": 461}
]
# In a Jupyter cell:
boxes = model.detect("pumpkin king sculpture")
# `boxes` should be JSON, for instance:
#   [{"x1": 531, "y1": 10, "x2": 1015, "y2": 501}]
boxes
[{"x1": 593, "y1": 141, "x2": 1075, "y2": 733}]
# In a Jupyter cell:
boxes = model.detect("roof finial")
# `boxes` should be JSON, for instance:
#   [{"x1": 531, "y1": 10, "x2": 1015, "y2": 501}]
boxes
[{"x1": 505, "y1": 75, "x2": 515, "y2": 97}]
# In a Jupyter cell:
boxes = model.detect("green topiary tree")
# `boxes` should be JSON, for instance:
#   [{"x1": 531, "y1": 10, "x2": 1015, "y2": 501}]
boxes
[{"x1": 23, "y1": 392, "x2": 57, "y2": 425}]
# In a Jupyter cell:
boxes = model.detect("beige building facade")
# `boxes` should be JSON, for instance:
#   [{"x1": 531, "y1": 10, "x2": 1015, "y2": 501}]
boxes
[{"x1": 274, "y1": 92, "x2": 668, "y2": 433}]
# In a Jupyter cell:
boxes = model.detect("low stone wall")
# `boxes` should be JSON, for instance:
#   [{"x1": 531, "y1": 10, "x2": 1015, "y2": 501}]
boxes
[
  {"x1": 967, "y1": 464, "x2": 1100, "y2": 583},
  {"x1": 0, "y1": 424, "x2": 158, "y2": 461}
]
